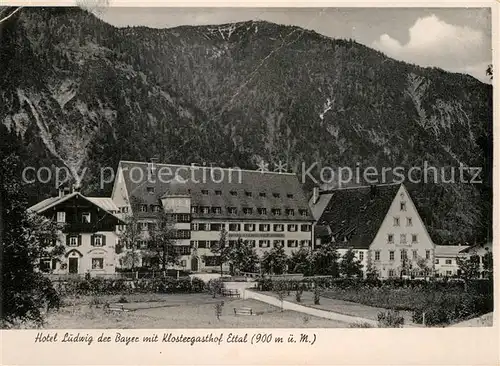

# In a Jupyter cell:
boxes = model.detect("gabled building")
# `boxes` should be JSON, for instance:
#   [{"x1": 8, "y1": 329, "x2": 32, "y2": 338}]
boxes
[
  {"x1": 434, "y1": 245, "x2": 469, "y2": 277},
  {"x1": 29, "y1": 189, "x2": 124, "y2": 275},
  {"x1": 310, "y1": 183, "x2": 435, "y2": 279},
  {"x1": 110, "y1": 160, "x2": 315, "y2": 272}
]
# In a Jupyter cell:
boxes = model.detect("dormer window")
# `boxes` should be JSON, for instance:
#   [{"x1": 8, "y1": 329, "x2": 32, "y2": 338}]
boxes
[
  {"x1": 211, "y1": 207, "x2": 222, "y2": 214},
  {"x1": 287, "y1": 193, "x2": 294, "y2": 198},
  {"x1": 139, "y1": 204, "x2": 148, "y2": 212},
  {"x1": 286, "y1": 209, "x2": 295, "y2": 216},
  {"x1": 191, "y1": 206, "x2": 199, "y2": 214},
  {"x1": 230, "y1": 190, "x2": 237, "y2": 196},
  {"x1": 201, "y1": 206, "x2": 210, "y2": 214},
  {"x1": 245, "y1": 191, "x2": 252, "y2": 197},
  {"x1": 272, "y1": 193, "x2": 280, "y2": 198},
  {"x1": 201, "y1": 189, "x2": 209, "y2": 195},
  {"x1": 243, "y1": 207, "x2": 253, "y2": 215},
  {"x1": 299, "y1": 209, "x2": 308, "y2": 217},
  {"x1": 258, "y1": 208, "x2": 267, "y2": 215},
  {"x1": 215, "y1": 190, "x2": 222, "y2": 196},
  {"x1": 259, "y1": 192, "x2": 266, "y2": 197},
  {"x1": 227, "y1": 207, "x2": 237, "y2": 214},
  {"x1": 271, "y1": 208, "x2": 281, "y2": 216},
  {"x1": 82, "y1": 212, "x2": 91, "y2": 223},
  {"x1": 146, "y1": 187, "x2": 155, "y2": 194}
]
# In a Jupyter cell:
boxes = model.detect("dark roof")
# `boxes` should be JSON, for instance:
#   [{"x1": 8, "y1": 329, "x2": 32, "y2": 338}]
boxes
[
  {"x1": 316, "y1": 183, "x2": 401, "y2": 249},
  {"x1": 118, "y1": 161, "x2": 314, "y2": 221},
  {"x1": 29, "y1": 192, "x2": 125, "y2": 223}
]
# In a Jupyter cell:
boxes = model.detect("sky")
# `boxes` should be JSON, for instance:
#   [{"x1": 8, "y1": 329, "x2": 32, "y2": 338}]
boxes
[{"x1": 97, "y1": 7, "x2": 492, "y2": 83}]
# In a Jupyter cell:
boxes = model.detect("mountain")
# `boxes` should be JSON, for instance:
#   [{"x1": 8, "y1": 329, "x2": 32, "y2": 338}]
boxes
[{"x1": 0, "y1": 7, "x2": 493, "y2": 245}]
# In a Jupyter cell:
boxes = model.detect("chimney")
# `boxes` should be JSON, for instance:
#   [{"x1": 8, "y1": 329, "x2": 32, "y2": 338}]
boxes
[
  {"x1": 71, "y1": 184, "x2": 81, "y2": 194},
  {"x1": 58, "y1": 187, "x2": 65, "y2": 198},
  {"x1": 312, "y1": 186, "x2": 320, "y2": 204}
]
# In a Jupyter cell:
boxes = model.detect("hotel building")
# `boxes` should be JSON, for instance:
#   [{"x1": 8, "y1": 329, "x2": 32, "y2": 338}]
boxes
[{"x1": 111, "y1": 160, "x2": 315, "y2": 272}]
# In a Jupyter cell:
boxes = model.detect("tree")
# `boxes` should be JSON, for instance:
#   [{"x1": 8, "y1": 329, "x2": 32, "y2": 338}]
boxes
[
  {"x1": 482, "y1": 249, "x2": 493, "y2": 279},
  {"x1": 146, "y1": 210, "x2": 180, "y2": 270},
  {"x1": 261, "y1": 245, "x2": 288, "y2": 275},
  {"x1": 228, "y1": 238, "x2": 259, "y2": 275},
  {"x1": 365, "y1": 263, "x2": 379, "y2": 280},
  {"x1": 1, "y1": 134, "x2": 62, "y2": 327},
  {"x1": 486, "y1": 64, "x2": 493, "y2": 80},
  {"x1": 456, "y1": 255, "x2": 480, "y2": 280},
  {"x1": 273, "y1": 280, "x2": 289, "y2": 311},
  {"x1": 209, "y1": 227, "x2": 232, "y2": 276},
  {"x1": 288, "y1": 248, "x2": 313, "y2": 275},
  {"x1": 117, "y1": 212, "x2": 142, "y2": 270},
  {"x1": 339, "y1": 249, "x2": 363, "y2": 278},
  {"x1": 416, "y1": 256, "x2": 432, "y2": 278},
  {"x1": 310, "y1": 245, "x2": 340, "y2": 277}
]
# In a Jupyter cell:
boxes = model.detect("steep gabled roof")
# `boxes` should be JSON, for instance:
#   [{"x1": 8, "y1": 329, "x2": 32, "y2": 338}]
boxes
[
  {"x1": 29, "y1": 192, "x2": 124, "y2": 223},
  {"x1": 28, "y1": 196, "x2": 61, "y2": 213},
  {"x1": 316, "y1": 183, "x2": 401, "y2": 249},
  {"x1": 118, "y1": 161, "x2": 314, "y2": 221}
]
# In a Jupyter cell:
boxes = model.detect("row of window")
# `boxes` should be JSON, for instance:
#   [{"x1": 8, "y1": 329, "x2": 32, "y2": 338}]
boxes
[
  {"x1": 202, "y1": 189, "x2": 295, "y2": 199},
  {"x1": 145, "y1": 186, "x2": 298, "y2": 200},
  {"x1": 138, "y1": 204, "x2": 161, "y2": 213},
  {"x1": 393, "y1": 217, "x2": 413, "y2": 227},
  {"x1": 387, "y1": 233, "x2": 418, "y2": 244},
  {"x1": 67, "y1": 234, "x2": 106, "y2": 247},
  {"x1": 192, "y1": 206, "x2": 309, "y2": 217},
  {"x1": 373, "y1": 249, "x2": 431, "y2": 261},
  {"x1": 191, "y1": 223, "x2": 312, "y2": 232},
  {"x1": 57, "y1": 211, "x2": 92, "y2": 224},
  {"x1": 191, "y1": 239, "x2": 312, "y2": 249},
  {"x1": 40, "y1": 257, "x2": 105, "y2": 271},
  {"x1": 436, "y1": 258, "x2": 454, "y2": 265}
]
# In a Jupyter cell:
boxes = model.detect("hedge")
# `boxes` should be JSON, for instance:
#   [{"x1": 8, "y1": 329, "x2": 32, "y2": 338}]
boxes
[
  {"x1": 256, "y1": 277, "x2": 490, "y2": 292},
  {"x1": 54, "y1": 277, "x2": 206, "y2": 296}
]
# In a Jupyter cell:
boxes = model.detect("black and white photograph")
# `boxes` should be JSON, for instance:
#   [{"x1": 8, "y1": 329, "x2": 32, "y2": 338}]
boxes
[{"x1": 0, "y1": 1, "x2": 496, "y2": 348}]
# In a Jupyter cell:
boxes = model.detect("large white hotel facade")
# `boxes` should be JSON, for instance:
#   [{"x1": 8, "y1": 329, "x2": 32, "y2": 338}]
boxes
[{"x1": 111, "y1": 160, "x2": 315, "y2": 272}]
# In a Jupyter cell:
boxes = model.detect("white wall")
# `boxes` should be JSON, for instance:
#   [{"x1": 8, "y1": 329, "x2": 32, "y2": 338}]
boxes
[{"x1": 369, "y1": 185, "x2": 435, "y2": 278}]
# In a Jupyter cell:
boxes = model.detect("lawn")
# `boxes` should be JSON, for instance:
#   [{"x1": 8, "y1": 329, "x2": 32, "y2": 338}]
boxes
[
  {"x1": 261, "y1": 290, "x2": 414, "y2": 324},
  {"x1": 38, "y1": 295, "x2": 348, "y2": 329}
]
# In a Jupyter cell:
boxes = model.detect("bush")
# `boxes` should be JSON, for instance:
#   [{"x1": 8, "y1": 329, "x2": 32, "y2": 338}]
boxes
[
  {"x1": 295, "y1": 288, "x2": 303, "y2": 302},
  {"x1": 54, "y1": 276, "x2": 207, "y2": 296},
  {"x1": 412, "y1": 286, "x2": 494, "y2": 326},
  {"x1": 377, "y1": 310, "x2": 405, "y2": 328},
  {"x1": 206, "y1": 279, "x2": 224, "y2": 298},
  {"x1": 118, "y1": 296, "x2": 128, "y2": 303}
]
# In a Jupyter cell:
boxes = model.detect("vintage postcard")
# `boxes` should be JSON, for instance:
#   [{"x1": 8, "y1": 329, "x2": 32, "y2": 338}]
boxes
[{"x1": 0, "y1": 1, "x2": 498, "y2": 365}]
